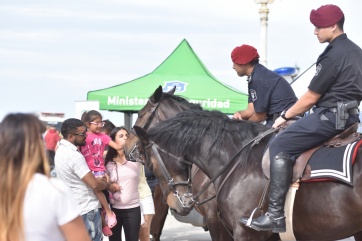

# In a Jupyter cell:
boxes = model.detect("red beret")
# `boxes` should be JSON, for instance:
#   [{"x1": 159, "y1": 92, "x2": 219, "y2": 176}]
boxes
[
  {"x1": 231, "y1": 44, "x2": 259, "y2": 65},
  {"x1": 310, "y1": 4, "x2": 344, "y2": 28}
]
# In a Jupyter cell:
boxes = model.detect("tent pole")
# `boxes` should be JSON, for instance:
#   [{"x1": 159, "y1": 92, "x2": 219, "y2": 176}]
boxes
[{"x1": 124, "y1": 112, "x2": 132, "y2": 131}]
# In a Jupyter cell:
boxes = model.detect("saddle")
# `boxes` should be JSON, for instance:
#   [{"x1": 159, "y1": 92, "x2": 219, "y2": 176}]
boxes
[{"x1": 262, "y1": 122, "x2": 360, "y2": 182}]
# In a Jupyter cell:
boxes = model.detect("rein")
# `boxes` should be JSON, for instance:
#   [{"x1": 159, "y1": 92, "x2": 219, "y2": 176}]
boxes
[
  {"x1": 191, "y1": 167, "x2": 217, "y2": 206},
  {"x1": 131, "y1": 119, "x2": 278, "y2": 208},
  {"x1": 129, "y1": 98, "x2": 279, "y2": 209},
  {"x1": 189, "y1": 127, "x2": 278, "y2": 206},
  {"x1": 136, "y1": 126, "x2": 277, "y2": 207},
  {"x1": 145, "y1": 141, "x2": 195, "y2": 208}
]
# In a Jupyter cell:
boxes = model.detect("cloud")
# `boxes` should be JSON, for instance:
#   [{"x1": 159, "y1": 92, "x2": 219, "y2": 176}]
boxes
[{"x1": 1, "y1": 0, "x2": 362, "y2": 122}]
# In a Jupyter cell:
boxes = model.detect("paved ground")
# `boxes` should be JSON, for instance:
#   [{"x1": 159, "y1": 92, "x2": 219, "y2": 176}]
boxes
[
  {"x1": 156, "y1": 212, "x2": 211, "y2": 241},
  {"x1": 103, "y1": 211, "x2": 355, "y2": 241},
  {"x1": 157, "y1": 213, "x2": 355, "y2": 241},
  {"x1": 103, "y1": 212, "x2": 210, "y2": 241}
]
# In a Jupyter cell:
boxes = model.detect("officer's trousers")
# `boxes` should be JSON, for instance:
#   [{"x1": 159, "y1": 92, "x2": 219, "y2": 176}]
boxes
[{"x1": 269, "y1": 107, "x2": 359, "y2": 161}]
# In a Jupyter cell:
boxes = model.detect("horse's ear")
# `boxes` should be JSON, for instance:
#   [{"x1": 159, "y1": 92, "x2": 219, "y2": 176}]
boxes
[
  {"x1": 134, "y1": 126, "x2": 150, "y2": 145},
  {"x1": 152, "y1": 86, "x2": 163, "y2": 103},
  {"x1": 167, "y1": 86, "x2": 176, "y2": 95}
]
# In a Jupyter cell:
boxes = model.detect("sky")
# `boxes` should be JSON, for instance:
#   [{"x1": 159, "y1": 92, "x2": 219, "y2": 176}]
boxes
[{"x1": 1, "y1": 0, "x2": 362, "y2": 126}]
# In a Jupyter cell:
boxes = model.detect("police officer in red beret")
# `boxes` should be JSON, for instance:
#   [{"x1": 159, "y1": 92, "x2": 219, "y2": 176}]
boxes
[
  {"x1": 240, "y1": 4, "x2": 362, "y2": 233},
  {"x1": 231, "y1": 44, "x2": 298, "y2": 127}
]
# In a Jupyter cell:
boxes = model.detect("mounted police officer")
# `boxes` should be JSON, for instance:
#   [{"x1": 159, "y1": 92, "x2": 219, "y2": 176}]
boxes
[
  {"x1": 240, "y1": 4, "x2": 362, "y2": 233},
  {"x1": 231, "y1": 44, "x2": 298, "y2": 127}
]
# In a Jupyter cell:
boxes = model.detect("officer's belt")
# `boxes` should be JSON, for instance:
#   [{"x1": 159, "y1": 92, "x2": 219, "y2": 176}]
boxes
[
  {"x1": 329, "y1": 107, "x2": 359, "y2": 114},
  {"x1": 266, "y1": 112, "x2": 281, "y2": 122}
]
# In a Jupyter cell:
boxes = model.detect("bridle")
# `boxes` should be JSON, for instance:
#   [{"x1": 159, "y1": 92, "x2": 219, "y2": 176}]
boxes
[
  {"x1": 127, "y1": 98, "x2": 195, "y2": 208},
  {"x1": 130, "y1": 126, "x2": 280, "y2": 208},
  {"x1": 128, "y1": 99, "x2": 159, "y2": 140},
  {"x1": 127, "y1": 98, "x2": 160, "y2": 162}
]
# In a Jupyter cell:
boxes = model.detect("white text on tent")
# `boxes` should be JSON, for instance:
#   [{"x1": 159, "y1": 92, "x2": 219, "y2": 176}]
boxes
[
  {"x1": 108, "y1": 96, "x2": 149, "y2": 106},
  {"x1": 189, "y1": 99, "x2": 230, "y2": 109}
]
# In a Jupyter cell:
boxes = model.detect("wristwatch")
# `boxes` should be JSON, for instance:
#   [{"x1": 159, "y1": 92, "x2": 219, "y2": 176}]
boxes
[{"x1": 280, "y1": 110, "x2": 291, "y2": 121}]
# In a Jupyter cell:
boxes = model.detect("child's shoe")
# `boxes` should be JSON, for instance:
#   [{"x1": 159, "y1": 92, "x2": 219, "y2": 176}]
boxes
[
  {"x1": 105, "y1": 211, "x2": 117, "y2": 228},
  {"x1": 102, "y1": 226, "x2": 113, "y2": 236}
]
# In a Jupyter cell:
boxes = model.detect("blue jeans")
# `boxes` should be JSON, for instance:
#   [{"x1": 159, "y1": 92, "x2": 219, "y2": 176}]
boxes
[{"x1": 82, "y1": 208, "x2": 103, "y2": 241}]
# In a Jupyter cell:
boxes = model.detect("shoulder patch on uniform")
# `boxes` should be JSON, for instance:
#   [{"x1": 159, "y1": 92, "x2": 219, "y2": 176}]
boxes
[
  {"x1": 250, "y1": 89, "x2": 257, "y2": 102},
  {"x1": 315, "y1": 63, "x2": 322, "y2": 76}
]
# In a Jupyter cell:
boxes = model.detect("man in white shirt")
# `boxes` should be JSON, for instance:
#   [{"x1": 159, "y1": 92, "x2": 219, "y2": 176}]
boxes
[{"x1": 55, "y1": 118, "x2": 116, "y2": 241}]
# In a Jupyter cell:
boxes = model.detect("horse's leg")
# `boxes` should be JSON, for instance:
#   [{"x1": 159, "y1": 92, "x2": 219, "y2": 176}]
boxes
[
  {"x1": 233, "y1": 224, "x2": 276, "y2": 241},
  {"x1": 354, "y1": 232, "x2": 362, "y2": 241},
  {"x1": 192, "y1": 168, "x2": 234, "y2": 241},
  {"x1": 267, "y1": 233, "x2": 281, "y2": 241},
  {"x1": 205, "y1": 217, "x2": 233, "y2": 241},
  {"x1": 150, "y1": 184, "x2": 169, "y2": 241},
  {"x1": 195, "y1": 203, "x2": 233, "y2": 241}
]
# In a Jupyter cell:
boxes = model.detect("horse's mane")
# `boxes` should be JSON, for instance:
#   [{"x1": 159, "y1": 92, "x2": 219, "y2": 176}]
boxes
[
  {"x1": 148, "y1": 109, "x2": 269, "y2": 162},
  {"x1": 161, "y1": 92, "x2": 202, "y2": 110}
]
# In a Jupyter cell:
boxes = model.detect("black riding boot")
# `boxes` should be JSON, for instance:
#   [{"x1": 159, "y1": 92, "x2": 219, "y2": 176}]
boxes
[{"x1": 239, "y1": 152, "x2": 292, "y2": 233}]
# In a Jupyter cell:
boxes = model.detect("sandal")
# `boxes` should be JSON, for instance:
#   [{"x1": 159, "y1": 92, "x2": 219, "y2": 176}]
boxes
[
  {"x1": 105, "y1": 211, "x2": 117, "y2": 228},
  {"x1": 102, "y1": 226, "x2": 113, "y2": 236}
]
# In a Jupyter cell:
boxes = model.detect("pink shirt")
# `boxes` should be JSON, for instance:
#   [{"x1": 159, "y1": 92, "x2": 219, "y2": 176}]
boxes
[
  {"x1": 106, "y1": 160, "x2": 140, "y2": 209},
  {"x1": 80, "y1": 132, "x2": 111, "y2": 172}
]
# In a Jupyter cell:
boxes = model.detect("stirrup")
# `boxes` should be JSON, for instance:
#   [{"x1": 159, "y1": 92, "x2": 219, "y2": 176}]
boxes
[{"x1": 245, "y1": 207, "x2": 260, "y2": 227}]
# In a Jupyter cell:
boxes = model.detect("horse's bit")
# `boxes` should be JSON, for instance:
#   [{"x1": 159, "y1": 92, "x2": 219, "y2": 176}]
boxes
[{"x1": 129, "y1": 140, "x2": 195, "y2": 208}]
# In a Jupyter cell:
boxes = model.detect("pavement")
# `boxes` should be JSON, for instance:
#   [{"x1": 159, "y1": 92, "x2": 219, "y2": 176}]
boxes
[
  {"x1": 104, "y1": 211, "x2": 355, "y2": 241},
  {"x1": 103, "y1": 211, "x2": 210, "y2": 241},
  {"x1": 155, "y1": 212, "x2": 211, "y2": 241}
]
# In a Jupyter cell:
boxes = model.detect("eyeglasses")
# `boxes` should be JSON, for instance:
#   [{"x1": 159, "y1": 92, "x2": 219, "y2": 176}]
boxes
[
  {"x1": 90, "y1": 122, "x2": 105, "y2": 127},
  {"x1": 72, "y1": 131, "x2": 87, "y2": 137}
]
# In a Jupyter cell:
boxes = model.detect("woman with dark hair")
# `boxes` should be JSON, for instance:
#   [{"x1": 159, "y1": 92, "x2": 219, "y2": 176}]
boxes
[{"x1": 105, "y1": 127, "x2": 141, "y2": 241}]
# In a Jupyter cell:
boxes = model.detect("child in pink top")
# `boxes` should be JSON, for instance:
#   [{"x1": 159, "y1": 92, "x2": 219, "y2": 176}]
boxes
[{"x1": 80, "y1": 110, "x2": 120, "y2": 236}]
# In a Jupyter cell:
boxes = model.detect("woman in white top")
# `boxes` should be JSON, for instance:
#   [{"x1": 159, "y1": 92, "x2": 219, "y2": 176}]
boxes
[
  {"x1": 0, "y1": 113, "x2": 90, "y2": 241},
  {"x1": 138, "y1": 166, "x2": 155, "y2": 241}
]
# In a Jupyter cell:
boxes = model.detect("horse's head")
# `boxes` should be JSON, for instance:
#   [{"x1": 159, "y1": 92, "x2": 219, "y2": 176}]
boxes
[
  {"x1": 129, "y1": 126, "x2": 195, "y2": 216},
  {"x1": 124, "y1": 84, "x2": 200, "y2": 164},
  {"x1": 125, "y1": 85, "x2": 177, "y2": 163},
  {"x1": 124, "y1": 86, "x2": 202, "y2": 215}
]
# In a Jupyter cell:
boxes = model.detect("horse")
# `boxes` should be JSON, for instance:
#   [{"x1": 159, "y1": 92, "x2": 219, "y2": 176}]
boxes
[
  {"x1": 130, "y1": 108, "x2": 362, "y2": 241},
  {"x1": 125, "y1": 86, "x2": 234, "y2": 241}
]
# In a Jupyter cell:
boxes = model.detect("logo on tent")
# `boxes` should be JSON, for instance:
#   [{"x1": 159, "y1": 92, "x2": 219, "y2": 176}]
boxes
[{"x1": 163, "y1": 81, "x2": 188, "y2": 93}]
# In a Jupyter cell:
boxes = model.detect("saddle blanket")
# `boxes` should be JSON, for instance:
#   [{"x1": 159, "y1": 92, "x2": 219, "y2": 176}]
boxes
[{"x1": 307, "y1": 138, "x2": 362, "y2": 185}]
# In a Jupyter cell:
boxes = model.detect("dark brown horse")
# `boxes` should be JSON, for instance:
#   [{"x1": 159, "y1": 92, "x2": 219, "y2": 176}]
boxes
[
  {"x1": 125, "y1": 86, "x2": 234, "y2": 241},
  {"x1": 129, "y1": 109, "x2": 362, "y2": 241}
]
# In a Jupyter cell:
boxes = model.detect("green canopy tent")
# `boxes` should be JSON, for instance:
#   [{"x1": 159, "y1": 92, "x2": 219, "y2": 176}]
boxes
[{"x1": 87, "y1": 39, "x2": 248, "y2": 129}]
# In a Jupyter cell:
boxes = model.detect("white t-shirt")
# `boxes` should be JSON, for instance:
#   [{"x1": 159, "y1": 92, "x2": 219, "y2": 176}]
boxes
[
  {"x1": 55, "y1": 139, "x2": 100, "y2": 215},
  {"x1": 24, "y1": 174, "x2": 81, "y2": 241}
]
